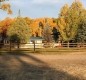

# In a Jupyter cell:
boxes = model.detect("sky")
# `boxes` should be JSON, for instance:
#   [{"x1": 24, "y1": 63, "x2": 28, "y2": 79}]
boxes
[{"x1": 0, "y1": 0, "x2": 86, "y2": 20}]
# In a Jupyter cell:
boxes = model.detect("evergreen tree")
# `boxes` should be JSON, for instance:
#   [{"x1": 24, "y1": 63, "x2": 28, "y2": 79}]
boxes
[{"x1": 52, "y1": 27, "x2": 59, "y2": 42}]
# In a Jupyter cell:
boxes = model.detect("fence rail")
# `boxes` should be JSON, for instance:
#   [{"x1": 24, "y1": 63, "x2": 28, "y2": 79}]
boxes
[
  {"x1": 43, "y1": 43, "x2": 86, "y2": 48},
  {"x1": 1, "y1": 42, "x2": 86, "y2": 48},
  {"x1": 0, "y1": 42, "x2": 86, "y2": 51},
  {"x1": 61, "y1": 43, "x2": 86, "y2": 48}
]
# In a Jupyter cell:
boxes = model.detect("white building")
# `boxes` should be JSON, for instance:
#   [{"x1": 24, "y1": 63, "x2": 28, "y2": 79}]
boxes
[{"x1": 20, "y1": 37, "x2": 44, "y2": 48}]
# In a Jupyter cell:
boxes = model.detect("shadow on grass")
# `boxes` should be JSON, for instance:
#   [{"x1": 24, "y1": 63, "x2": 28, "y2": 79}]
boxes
[{"x1": 0, "y1": 51, "x2": 82, "y2": 80}]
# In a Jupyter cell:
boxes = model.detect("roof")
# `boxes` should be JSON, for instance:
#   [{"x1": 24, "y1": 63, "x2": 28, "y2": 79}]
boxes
[{"x1": 30, "y1": 37, "x2": 44, "y2": 41}]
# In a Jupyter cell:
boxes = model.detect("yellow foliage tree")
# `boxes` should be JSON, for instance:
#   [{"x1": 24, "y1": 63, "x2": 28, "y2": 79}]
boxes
[{"x1": 0, "y1": 0, "x2": 12, "y2": 14}]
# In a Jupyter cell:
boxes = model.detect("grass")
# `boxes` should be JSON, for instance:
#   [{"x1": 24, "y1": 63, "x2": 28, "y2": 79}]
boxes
[
  {"x1": 0, "y1": 50, "x2": 85, "y2": 80},
  {"x1": 0, "y1": 47, "x2": 86, "y2": 55}
]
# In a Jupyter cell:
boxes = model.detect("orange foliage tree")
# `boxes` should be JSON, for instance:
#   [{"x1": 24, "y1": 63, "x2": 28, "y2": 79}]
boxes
[
  {"x1": 29, "y1": 18, "x2": 57, "y2": 37},
  {"x1": 0, "y1": 18, "x2": 13, "y2": 32}
]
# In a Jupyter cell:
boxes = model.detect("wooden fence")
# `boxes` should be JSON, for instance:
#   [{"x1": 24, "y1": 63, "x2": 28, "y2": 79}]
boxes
[
  {"x1": 0, "y1": 42, "x2": 86, "y2": 51},
  {"x1": 43, "y1": 43, "x2": 86, "y2": 48}
]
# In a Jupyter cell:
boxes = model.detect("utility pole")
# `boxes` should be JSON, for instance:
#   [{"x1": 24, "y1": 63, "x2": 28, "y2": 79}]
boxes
[{"x1": 18, "y1": 9, "x2": 21, "y2": 17}]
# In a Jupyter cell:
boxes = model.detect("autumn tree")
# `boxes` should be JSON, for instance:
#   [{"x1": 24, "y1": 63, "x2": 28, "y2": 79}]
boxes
[
  {"x1": 0, "y1": 0, "x2": 12, "y2": 14},
  {"x1": 7, "y1": 17, "x2": 31, "y2": 46},
  {"x1": 0, "y1": 0, "x2": 12, "y2": 43},
  {"x1": 75, "y1": 10, "x2": 86, "y2": 43},
  {"x1": 0, "y1": 18, "x2": 13, "y2": 43},
  {"x1": 42, "y1": 19, "x2": 53, "y2": 42},
  {"x1": 38, "y1": 21, "x2": 44, "y2": 37},
  {"x1": 29, "y1": 18, "x2": 57, "y2": 37},
  {"x1": 57, "y1": 0, "x2": 84, "y2": 42},
  {"x1": 57, "y1": 4, "x2": 70, "y2": 41},
  {"x1": 0, "y1": 18, "x2": 13, "y2": 33},
  {"x1": 59, "y1": 4, "x2": 69, "y2": 17},
  {"x1": 24, "y1": 17, "x2": 32, "y2": 26}
]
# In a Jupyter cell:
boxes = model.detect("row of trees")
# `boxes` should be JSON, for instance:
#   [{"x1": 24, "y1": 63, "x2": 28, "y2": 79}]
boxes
[
  {"x1": 57, "y1": 0, "x2": 86, "y2": 43},
  {"x1": 0, "y1": 17, "x2": 58, "y2": 43},
  {"x1": 0, "y1": 0, "x2": 86, "y2": 44},
  {"x1": 0, "y1": 0, "x2": 58, "y2": 43}
]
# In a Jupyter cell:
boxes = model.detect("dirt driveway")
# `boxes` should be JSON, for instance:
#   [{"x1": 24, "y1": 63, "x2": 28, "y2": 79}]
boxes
[{"x1": 0, "y1": 51, "x2": 86, "y2": 80}]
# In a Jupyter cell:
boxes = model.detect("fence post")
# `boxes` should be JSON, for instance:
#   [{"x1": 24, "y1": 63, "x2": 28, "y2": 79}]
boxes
[
  {"x1": 10, "y1": 41, "x2": 11, "y2": 51},
  {"x1": 68, "y1": 42, "x2": 69, "y2": 48},
  {"x1": 17, "y1": 42, "x2": 20, "y2": 49},
  {"x1": 33, "y1": 41, "x2": 35, "y2": 52}
]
